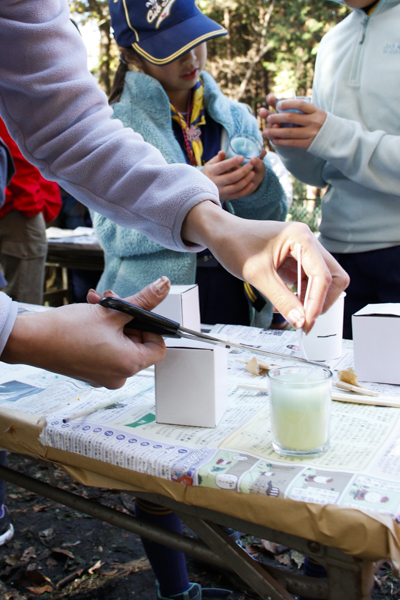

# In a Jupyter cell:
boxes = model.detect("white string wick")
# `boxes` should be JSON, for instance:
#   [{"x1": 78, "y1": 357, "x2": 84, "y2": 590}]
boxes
[
  {"x1": 297, "y1": 243, "x2": 302, "y2": 302},
  {"x1": 297, "y1": 244, "x2": 311, "y2": 361}
]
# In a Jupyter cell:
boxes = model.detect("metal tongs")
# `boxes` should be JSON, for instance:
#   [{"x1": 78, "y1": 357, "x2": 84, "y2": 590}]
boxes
[{"x1": 99, "y1": 297, "x2": 326, "y2": 367}]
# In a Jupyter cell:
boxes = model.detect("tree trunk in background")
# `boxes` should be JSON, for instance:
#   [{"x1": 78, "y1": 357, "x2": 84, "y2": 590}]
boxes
[
  {"x1": 223, "y1": 8, "x2": 233, "y2": 94},
  {"x1": 70, "y1": 0, "x2": 350, "y2": 109}
]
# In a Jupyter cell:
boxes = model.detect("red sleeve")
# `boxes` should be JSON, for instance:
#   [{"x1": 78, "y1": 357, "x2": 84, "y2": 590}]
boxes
[{"x1": 0, "y1": 119, "x2": 61, "y2": 223}]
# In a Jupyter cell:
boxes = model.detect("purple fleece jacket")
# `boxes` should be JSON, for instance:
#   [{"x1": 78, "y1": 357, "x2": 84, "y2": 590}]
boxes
[{"x1": 0, "y1": 0, "x2": 220, "y2": 355}]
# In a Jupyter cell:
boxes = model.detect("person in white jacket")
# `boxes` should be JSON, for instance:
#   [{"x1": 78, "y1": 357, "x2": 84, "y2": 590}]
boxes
[
  {"x1": 0, "y1": 0, "x2": 348, "y2": 380},
  {"x1": 261, "y1": 0, "x2": 398, "y2": 339}
]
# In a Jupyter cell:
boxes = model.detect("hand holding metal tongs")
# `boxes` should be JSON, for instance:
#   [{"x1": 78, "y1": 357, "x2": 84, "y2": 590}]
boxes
[{"x1": 99, "y1": 297, "x2": 327, "y2": 367}]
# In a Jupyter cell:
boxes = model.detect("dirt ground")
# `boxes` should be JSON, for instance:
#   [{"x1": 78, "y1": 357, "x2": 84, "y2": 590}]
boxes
[{"x1": 0, "y1": 453, "x2": 398, "y2": 600}]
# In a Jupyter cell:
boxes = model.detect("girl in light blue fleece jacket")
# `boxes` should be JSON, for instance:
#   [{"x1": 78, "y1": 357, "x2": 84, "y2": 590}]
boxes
[
  {"x1": 93, "y1": 22, "x2": 286, "y2": 328},
  {"x1": 262, "y1": 0, "x2": 400, "y2": 339}
]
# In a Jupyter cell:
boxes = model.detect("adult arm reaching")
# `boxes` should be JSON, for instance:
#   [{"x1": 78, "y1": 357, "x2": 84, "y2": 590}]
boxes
[
  {"x1": 1, "y1": 278, "x2": 171, "y2": 389},
  {"x1": 182, "y1": 202, "x2": 349, "y2": 332},
  {"x1": 0, "y1": 0, "x2": 349, "y2": 333}
]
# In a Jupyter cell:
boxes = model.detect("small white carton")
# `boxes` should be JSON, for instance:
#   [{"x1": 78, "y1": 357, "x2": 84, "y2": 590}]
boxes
[
  {"x1": 352, "y1": 303, "x2": 400, "y2": 385},
  {"x1": 155, "y1": 339, "x2": 228, "y2": 428},
  {"x1": 154, "y1": 284, "x2": 200, "y2": 332}
]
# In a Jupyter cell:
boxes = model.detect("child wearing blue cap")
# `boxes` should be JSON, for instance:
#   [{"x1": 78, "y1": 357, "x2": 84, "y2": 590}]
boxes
[
  {"x1": 90, "y1": 1, "x2": 287, "y2": 599},
  {"x1": 92, "y1": 0, "x2": 287, "y2": 331}
]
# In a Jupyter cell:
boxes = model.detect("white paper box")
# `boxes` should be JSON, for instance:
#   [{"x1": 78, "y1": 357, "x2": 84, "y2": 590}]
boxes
[
  {"x1": 154, "y1": 285, "x2": 200, "y2": 332},
  {"x1": 301, "y1": 291, "x2": 346, "y2": 361},
  {"x1": 155, "y1": 341, "x2": 228, "y2": 427},
  {"x1": 352, "y1": 303, "x2": 400, "y2": 385}
]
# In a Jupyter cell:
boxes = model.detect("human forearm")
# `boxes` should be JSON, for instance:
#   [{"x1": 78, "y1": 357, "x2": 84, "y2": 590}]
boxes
[
  {"x1": 272, "y1": 146, "x2": 327, "y2": 189},
  {"x1": 182, "y1": 202, "x2": 349, "y2": 331},
  {"x1": 308, "y1": 112, "x2": 400, "y2": 195},
  {"x1": 2, "y1": 280, "x2": 170, "y2": 389},
  {"x1": 1, "y1": 307, "x2": 132, "y2": 387}
]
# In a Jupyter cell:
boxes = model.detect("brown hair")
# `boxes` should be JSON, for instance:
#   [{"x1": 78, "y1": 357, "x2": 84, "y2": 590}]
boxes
[{"x1": 109, "y1": 48, "x2": 143, "y2": 104}]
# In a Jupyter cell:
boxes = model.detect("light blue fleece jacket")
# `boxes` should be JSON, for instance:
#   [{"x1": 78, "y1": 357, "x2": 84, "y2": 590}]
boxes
[
  {"x1": 93, "y1": 71, "x2": 287, "y2": 326},
  {"x1": 275, "y1": 0, "x2": 400, "y2": 254}
]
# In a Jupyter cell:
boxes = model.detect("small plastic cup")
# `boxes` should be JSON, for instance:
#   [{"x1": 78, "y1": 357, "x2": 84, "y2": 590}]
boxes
[
  {"x1": 267, "y1": 365, "x2": 332, "y2": 457},
  {"x1": 225, "y1": 133, "x2": 263, "y2": 164},
  {"x1": 276, "y1": 96, "x2": 311, "y2": 128}
]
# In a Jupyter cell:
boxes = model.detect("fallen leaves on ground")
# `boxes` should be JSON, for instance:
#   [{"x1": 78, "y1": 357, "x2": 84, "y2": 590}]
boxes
[
  {"x1": 88, "y1": 560, "x2": 103, "y2": 575},
  {"x1": 26, "y1": 584, "x2": 53, "y2": 595}
]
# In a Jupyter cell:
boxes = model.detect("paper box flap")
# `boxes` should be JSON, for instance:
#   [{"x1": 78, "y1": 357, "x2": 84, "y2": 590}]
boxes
[
  {"x1": 353, "y1": 303, "x2": 400, "y2": 318},
  {"x1": 167, "y1": 285, "x2": 197, "y2": 295}
]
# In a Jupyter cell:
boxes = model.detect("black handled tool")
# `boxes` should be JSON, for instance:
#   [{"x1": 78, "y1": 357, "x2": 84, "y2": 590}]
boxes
[{"x1": 99, "y1": 297, "x2": 328, "y2": 367}]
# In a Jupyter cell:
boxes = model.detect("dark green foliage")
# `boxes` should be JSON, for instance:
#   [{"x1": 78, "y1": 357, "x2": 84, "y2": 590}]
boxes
[
  {"x1": 69, "y1": 0, "x2": 349, "y2": 103},
  {"x1": 201, "y1": 0, "x2": 349, "y2": 108}
]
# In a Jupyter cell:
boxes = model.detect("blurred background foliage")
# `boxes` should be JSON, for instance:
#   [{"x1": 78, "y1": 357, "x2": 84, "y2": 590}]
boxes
[{"x1": 68, "y1": 0, "x2": 350, "y2": 231}]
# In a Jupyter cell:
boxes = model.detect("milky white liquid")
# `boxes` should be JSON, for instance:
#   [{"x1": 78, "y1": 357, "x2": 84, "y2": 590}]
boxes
[{"x1": 269, "y1": 370, "x2": 331, "y2": 452}]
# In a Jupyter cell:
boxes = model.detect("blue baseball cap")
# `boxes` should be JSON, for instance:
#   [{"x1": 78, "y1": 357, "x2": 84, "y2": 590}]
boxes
[{"x1": 109, "y1": 0, "x2": 227, "y2": 65}]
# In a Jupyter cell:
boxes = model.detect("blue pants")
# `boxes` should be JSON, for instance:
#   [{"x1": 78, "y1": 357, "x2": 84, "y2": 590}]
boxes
[
  {"x1": 196, "y1": 264, "x2": 250, "y2": 326},
  {"x1": 333, "y1": 246, "x2": 400, "y2": 339}
]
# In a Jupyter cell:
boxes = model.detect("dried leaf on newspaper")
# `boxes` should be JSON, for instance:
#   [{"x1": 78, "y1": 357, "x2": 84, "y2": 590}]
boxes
[
  {"x1": 338, "y1": 369, "x2": 359, "y2": 386},
  {"x1": 245, "y1": 357, "x2": 272, "y2": 376}
]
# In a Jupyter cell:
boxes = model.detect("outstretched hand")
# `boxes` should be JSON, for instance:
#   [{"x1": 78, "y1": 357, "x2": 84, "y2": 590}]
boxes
[
  {"x1": 259, "y1": 94, "x2": 327, "y2": 150},
  {"x1": 182, "y1": 202, "x2": 349, "y2": 332},
  {"x1": 202, "y1": 150, "x2": 266, "y2": 201},
  {"x1": 2, "y1": 277, "x2": 171, "y2": 389}
]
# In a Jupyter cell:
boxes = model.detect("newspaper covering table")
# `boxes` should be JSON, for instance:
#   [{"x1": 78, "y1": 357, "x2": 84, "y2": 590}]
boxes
[{"x1": 1, "y1": 324, "x2": 400, "y2": 565}]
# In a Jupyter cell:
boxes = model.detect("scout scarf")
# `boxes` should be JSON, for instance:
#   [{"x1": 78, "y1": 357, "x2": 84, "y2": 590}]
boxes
[{"x1": 170, "y1": 79, "x2": 206, "y2": 166}]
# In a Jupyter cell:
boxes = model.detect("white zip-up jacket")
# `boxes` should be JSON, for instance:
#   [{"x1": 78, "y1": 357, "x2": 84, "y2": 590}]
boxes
[{"x1": 275, "y1": 0, "x2": 400, "y2": 254}]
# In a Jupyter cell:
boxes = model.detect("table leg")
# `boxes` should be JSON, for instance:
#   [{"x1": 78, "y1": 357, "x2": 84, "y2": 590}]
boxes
[{"x1": 176, "y1": 512, "x2": 294, "y2": 600}]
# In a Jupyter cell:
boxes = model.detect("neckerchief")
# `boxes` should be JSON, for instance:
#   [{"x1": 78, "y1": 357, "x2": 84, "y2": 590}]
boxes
[
  {"x1": 170, "y1": 79, "x2": 206, "y2": 166},
  {"x1": 365, "y1": 0, "x2": 379, "y2": 14}
]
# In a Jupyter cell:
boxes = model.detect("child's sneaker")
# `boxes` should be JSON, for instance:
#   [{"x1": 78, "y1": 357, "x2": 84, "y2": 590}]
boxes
[
  {"x1": 0, "y1": 505, "x2": 14, "y2": 546},
  {"x1": 157, "y1": 582, "x2": 232, "y2": 600}
]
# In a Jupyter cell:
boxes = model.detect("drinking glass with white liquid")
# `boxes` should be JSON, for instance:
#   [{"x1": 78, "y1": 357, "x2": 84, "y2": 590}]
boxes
[
  {"x1": 225, "y1": 133, "x2": 263, "y2": 164},
  {"x1": 267, "y1": 366, "x2": 332, "y2": 457}
]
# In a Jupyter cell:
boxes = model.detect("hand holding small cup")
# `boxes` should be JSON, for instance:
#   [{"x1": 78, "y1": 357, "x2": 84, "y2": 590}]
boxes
[
  {"x1": 260, "y1": 93, "x2": 327, "y2": 150},
  {"x1": 225, "y1": 133, "x2": 263, "y2": 164},
  {"x1": 202, "y1": 134, "x2": 266, "y2": 201},
  {"x1": 276, "y1": 95, "x2": 311, "y2": 127}
]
